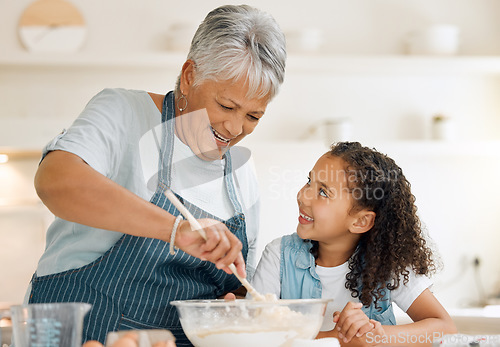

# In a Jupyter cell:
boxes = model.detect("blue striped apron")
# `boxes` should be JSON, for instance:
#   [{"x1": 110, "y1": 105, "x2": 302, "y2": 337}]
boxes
[{"x1": 29, "y1": 91, "x2": 248, "y2": 346}]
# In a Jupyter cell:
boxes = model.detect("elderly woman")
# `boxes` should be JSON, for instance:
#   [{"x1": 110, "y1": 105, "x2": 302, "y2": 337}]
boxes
[{"x1": 27, "y1": 4, "x2": 286, "y2": 346}]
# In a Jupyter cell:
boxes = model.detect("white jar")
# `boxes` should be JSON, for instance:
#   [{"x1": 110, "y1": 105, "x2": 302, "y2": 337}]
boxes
[
  {"x1": 407, "y1": 25, "x2": 460, "y2": 56},
  {"x1": 322, "y1": 119, "x2": 352, "y2": 147},
  {"x1": 431, "y1": 115, "x2": 456, "y2": 141},
  {"x1": 285, "y1": 28, "x2": 324, "y2": 54}
]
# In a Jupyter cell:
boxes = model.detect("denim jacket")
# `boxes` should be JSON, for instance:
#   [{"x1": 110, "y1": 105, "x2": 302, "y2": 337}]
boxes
[{"x1": 279, "y1": 233, "x2": 396, "y2": 325}]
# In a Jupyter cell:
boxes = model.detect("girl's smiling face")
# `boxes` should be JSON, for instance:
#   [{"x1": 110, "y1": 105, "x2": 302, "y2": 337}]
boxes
[{"x1": 296, "y1": 154, "x2": 358, "y2": 243}]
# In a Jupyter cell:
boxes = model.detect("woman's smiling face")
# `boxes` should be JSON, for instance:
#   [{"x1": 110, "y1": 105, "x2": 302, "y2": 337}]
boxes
[
  {"x1": 177, "y1": 60, "x2": 269, "y2": 161},
  {"x1": 296, "y1": 154, "x2": 357, "y2": 243}
]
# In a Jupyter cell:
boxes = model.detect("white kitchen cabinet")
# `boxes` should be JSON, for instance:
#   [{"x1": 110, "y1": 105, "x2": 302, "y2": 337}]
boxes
[
  {"x1": 1, "y1": 52, "x2": 500, "y2": 145},
  {"x1": 8, "y1": 51, "x2": 500, "y2": 143}
]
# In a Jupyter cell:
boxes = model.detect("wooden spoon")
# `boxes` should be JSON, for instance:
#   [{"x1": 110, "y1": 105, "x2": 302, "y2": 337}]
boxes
[{"x1": 164, "y1": 190, "x2": 265, "y2": 300}]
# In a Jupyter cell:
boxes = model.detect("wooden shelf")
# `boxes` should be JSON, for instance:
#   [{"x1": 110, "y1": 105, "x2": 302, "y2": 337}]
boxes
[
  {"x1": 0, "y1": 198, "x2": 44, "y2": 208},
  {"x1": 369, "y1": 140, "x2": 500, "y2": 157},
  {"x1": 0, "y1": 148, "x2": 42, "y2": 160},
  {"x1": 1, "y1": 52, "x2": 500, "y2": 75},
  {"x1": 246, "y1": 139, "x2": 500, "y2": 157},
  {"x1": 0, "y1": 52, "x2": 187, "y2": 69},
  {"x1": 287, "y1": 55, "x2": 500, "y2": 75}
]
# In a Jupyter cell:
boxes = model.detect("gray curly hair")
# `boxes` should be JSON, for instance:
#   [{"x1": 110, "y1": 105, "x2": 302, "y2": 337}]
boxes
[{"x1": 175, "y1": 4, "x2": 287, "y2": 100}]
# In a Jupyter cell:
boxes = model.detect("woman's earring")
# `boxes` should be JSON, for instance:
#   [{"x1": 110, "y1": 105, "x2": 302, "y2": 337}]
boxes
[{"x1": 177, "y1": 93, "x2": 188, "y2": 112}]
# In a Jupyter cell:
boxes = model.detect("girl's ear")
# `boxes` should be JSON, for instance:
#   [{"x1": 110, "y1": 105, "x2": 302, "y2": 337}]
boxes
[
  {"x1": 179, "y1": 59, "x2": 196, "y2": 94},
  {"x1": 350, "y1": 211, "x2": 376, "y2": 234}
]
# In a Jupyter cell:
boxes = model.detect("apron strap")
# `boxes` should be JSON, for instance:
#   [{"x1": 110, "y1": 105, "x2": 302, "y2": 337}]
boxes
[{"x1": 158, "y1": 92, "x2": 244, "y2": 215}]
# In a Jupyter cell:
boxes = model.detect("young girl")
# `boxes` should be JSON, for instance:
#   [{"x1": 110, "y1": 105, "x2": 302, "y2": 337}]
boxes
[{"x1": 251, "y1": 142, "x2": 456, "y2": 345}]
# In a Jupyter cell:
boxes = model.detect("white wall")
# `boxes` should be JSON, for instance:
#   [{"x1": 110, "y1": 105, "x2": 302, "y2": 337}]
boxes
[{"x1": 1, "y1": 0, "x2": 500, "y2": 309}]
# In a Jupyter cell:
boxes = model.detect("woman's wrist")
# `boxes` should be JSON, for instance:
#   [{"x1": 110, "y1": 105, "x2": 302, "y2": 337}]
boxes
[
  {"x1": 169, "y1": 215, "x2": 184, "y2": 254},
  {"x1": 171, "y1": 219, "x2": 190, "y2": 246}
]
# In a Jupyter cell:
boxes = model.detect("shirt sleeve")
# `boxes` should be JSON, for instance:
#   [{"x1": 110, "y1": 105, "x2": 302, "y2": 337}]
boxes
[
  {"x1": 391, "y1": 269, "x2": 433, "y2": 312},
  {"x1": 248, "y1": 237, "x2": 282, "y2": 298},
  {"x1": 42, "y1": 88, "x2": 132, "y2": 179}
]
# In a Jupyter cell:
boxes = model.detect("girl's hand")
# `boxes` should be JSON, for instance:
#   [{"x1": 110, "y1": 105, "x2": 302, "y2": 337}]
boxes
[
  {"x1": 368, "y1": 319, "x2": 386, "y2": 343},
  {"x1": 334, "y1": 302, "x2": 374, "y2": 343},
  {"x1": 315, "y1": 319, "x2": 385, "y2": 345},
  {"x1": 349, "y1": 319, "x2": 385, "y2": 346},
  {"x1": 174, "y1": 218, "x2": 246, "y2": 277}
]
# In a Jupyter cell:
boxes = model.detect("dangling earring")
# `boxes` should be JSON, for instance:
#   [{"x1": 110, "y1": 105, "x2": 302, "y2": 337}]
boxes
[{"x1": 177, "y1": 93, "x2": 188, "y2": 112}]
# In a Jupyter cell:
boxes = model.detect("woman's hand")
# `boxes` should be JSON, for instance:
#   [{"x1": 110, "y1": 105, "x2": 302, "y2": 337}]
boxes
[
  {"x1": 219, "y1": 285, "x2": 247, "y2": 299},
  {"x1": 222, "y1": 293, "x2": 237, "y2": 300},
  {"x1": 333, "y1": 302, "x2": 374, "y2": 343},
  {"x1": 174, "y1": 218, "x2": 246, "y2": 277}
]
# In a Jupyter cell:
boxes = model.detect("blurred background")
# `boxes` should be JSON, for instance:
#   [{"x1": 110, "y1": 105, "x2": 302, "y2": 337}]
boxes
[{"x1": 1, "y1": 0, "x2": 500, "y2": 334}]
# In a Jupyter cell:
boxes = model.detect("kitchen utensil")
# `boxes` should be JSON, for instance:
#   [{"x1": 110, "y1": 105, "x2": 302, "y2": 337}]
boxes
[
  {"x1": 164, "y1": 190, "x2": 265, "y2": 300},
  {"x1": 170, "y1": 298, "x2": 331, "y2": 347},
  {"x1": 0, "y1": 308, "x2": 12, "y2": 346},
  {"x1": 10, "y1": 302, "x2": 91, "y2": 347}
]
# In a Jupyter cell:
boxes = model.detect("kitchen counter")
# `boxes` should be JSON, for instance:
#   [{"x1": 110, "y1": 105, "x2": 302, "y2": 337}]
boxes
[
  {"x1": 395, "y1": 305, "x2": 500, "y2": 335},
  {"x1": 448, "y1": 306, "x2": 500, "y2": 335}
]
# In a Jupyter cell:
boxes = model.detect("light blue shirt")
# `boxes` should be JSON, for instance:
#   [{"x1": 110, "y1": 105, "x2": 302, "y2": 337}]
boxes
[
  {"x1": 279, "y1": 233, "x2": 396, "y2": 325},
  {"x1": 33, "y1": 88, "x2": 260, "y2": 279}
]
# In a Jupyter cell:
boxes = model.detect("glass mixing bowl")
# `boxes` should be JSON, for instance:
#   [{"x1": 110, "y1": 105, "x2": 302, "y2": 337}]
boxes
[{"x1": 171, "y1": 298, "x2": 331, "y2": 347}]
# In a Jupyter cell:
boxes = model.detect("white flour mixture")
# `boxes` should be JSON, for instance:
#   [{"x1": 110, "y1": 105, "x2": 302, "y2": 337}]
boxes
[{"x1": 181, "y1": 296, "x2": 323, "y2": 347}]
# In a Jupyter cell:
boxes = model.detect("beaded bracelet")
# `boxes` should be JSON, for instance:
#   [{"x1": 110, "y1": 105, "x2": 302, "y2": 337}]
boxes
[{"x1": 169, "y1": 214, "x2": 184, "y2": 255}]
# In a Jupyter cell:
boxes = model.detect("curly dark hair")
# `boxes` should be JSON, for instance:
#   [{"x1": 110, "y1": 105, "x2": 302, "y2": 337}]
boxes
[{"x1": 309, "y1": 142, "x2": 436, "y2": 309}]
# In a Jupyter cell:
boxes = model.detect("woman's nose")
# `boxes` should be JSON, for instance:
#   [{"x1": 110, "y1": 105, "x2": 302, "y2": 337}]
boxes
[{"x1": 224, "y1": 117, "x2": 244, "y2": 137}]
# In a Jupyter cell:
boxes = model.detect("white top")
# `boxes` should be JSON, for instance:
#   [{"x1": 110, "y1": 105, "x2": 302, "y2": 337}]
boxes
[
  {"x1": 251, "y1": 237, "x2": 432, "y2": 331},
  {"x1": 35, "y1": 88, "x2": 260, "y2": 278}
]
